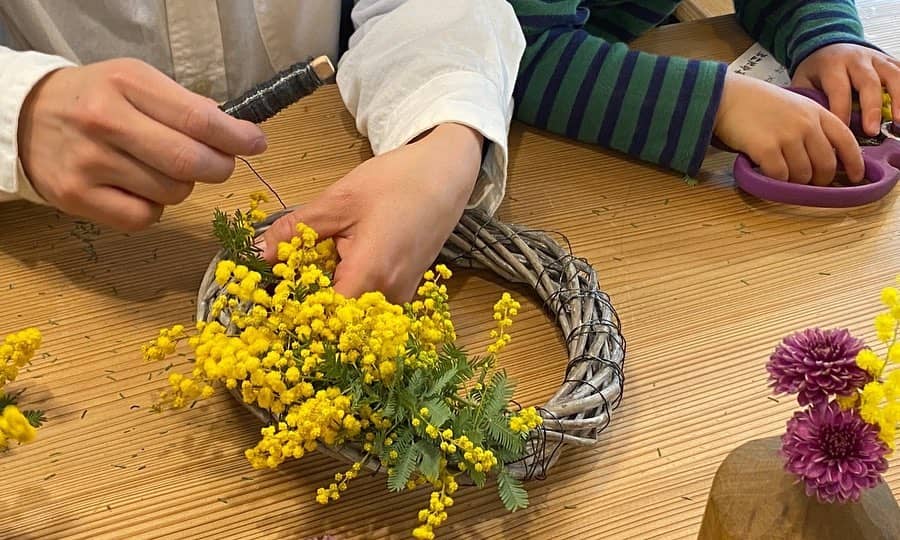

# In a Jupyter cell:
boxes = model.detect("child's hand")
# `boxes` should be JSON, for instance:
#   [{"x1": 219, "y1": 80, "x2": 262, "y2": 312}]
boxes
[
  {"x1": 259, "y1": 123, "x2": 483, "y2": 303},
  {"x1": 793, "y1": 43, "x2": 900, "y2": 136},
  {"x1": 18, "y1": 58, "x2": 267, "y2": 231},
  {"x1": 714, "y1": 73, "x2": 864, "y2": 186}
]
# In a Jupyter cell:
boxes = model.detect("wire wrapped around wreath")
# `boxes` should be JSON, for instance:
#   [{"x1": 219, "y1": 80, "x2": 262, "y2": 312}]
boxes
[{"x1": 196, "y1": 208, "x2": 625, "y2": 480}]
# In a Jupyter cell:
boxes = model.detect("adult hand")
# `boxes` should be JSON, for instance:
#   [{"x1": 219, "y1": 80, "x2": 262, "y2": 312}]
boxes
[
  {"x1": 18, "y1": 58, "x2": 267, "y2": 231},
  {"x1": 259, "y1": 123, "x2": 483, "y2": 303}
]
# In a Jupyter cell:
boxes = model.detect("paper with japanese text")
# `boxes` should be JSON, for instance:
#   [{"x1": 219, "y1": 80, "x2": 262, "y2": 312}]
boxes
[{"x1": 727, "y1": 44, "x2": 790, "y2": 86}]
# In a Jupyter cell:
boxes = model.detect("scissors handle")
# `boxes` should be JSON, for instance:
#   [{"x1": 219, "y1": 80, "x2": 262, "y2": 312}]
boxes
[{"x1": 732, "y1": 86, "x2": 899, "y2": 208}]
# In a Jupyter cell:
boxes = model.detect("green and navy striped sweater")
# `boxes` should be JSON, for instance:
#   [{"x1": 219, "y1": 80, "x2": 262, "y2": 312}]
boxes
[{"x1": 508, "y1": 1, "x2": 874, "y2": 175}]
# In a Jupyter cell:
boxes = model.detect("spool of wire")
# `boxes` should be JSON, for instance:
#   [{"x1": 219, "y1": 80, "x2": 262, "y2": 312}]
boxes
[{"x1": 219, "y1": 56, "x2": 335, "y2": 124}]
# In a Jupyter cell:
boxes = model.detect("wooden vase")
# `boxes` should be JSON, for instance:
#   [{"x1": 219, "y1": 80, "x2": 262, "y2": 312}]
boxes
[{"x1": 698, "y1": 436, "x2": 900, "y2": 540}]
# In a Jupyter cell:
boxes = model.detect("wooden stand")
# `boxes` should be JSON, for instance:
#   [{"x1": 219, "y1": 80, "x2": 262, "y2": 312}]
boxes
[{"x1": 699, "y1": 437, "x2": 900, "y2": 540}]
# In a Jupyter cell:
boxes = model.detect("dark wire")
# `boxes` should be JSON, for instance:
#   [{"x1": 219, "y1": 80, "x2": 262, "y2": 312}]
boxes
[{"x1": 236, "y1": 156, "x2": 287, "y2": 209}]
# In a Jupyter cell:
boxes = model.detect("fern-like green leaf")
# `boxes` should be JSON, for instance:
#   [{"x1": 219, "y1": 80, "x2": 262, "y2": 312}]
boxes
[
  {"x1": 24, "y1": 409, "x2": 46, "y2": 428},
  {"x1": 379, "y1": 427, "x2": 413, "y2": 469},
  {"x1": 212, "y1": 208, "x2": 249, "y2": 258},
  {"x1": 481, "y1": 371, "x2": 513, "y2": 418},
  {"x1": 442, "y1": 342, "x2": 467, "y2": 360},
  {"x1": 387, "y1": 441, "x2": 419, "y2": 492},
  {"x1": 420, "y1": 398, "x2": 452, "y2": 428},
  {"x1": 0, "y1": 391, "x2": 19, "y2": 410},
  {"x1": 486, "y1": 415, "x2": 523, "y2": 454},
  {"x1": 496, "y1": 466, "x2": 529, "y2": 512},
  {"x1": 441, "y1": 343, "x2": 473, "y2": 372},
  {"x1": 467, "y1": 429, "x2": 486, "y2": 447},
  {"x1": 211, "y1": 208, "x2": 270, "y2": 277},
  {"x1": 347, "y1": 381, "x2": 364, "y2": 404},
  {"x1": 427, "y1": 354, "x2": 472, "y2": 397},
  {"x1": 468, "y1": 467, "x2": 487, "y2": 488},
  {"x1": 397, "y1": 388, "x2": 417, "y2": 416},
  {"x1": 382, "y1": 391, "x2": 399, "y2": 419},
  {"x1": 451, "y1": 408, "x2": 474, "y2": 437},
  {"x1": 468, "y1": 354, "x2": 492, "y2": 372},
  {"x1": 490, "y1": 444, "x2": 524, "y2": 464},
  {"x1": 418, "y1": 442, "x2": 441, "y2": 482},
  {"x1": 391, "y1": 428, "x2": 414, "y2": 453},
  {"x1": 408, "y1": 369, "x2": 427, "y2": 396}
]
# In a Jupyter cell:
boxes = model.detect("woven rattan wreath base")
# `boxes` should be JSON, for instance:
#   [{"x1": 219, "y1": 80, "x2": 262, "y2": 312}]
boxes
[{"x1": 196, "y1": 208, "x2": 625, "y2": 480}]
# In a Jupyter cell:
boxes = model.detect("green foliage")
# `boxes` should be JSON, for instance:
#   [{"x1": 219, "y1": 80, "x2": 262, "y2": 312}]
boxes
[
  {"x1": 23, "y1": 409, "x2": 46, "y2": 428},
  {"x1": 388, "y1": 441, "x2": 420, "y2": 492},
  {"x1": 318, "y1": 338, "x2": 534, "y2": 509},
  {"x1": 418, "y1": 442, "x2": 441, "y2": 481},
  {"x1": 486, "y1": 415, "x2": 523, "y2": 455},
  {"x1": 490, "y1": 441, "x2": 526, "y2": 465},
  {"x1": 0, "y1": 391, "x2": 45, "y2": 428},
  {"x1": 396, "y1": 388, "x2": 417, "y2": 416},
  {"x1": 481, "y1": 371, "x2": 514, "y2": 418},
  {"x1": 419, "y1": 398, "x2": 452, "y2": 428},
  {"x1": 381, "y1": 390, "x2": 399, "y2": 419},
  {"x1": 497, "y1": 466, "x2": 529, "y2": 512},
  {"x1": 203, "y1": 203, "x2": 540, "y2": 532},
  {"x1": 450, "y1": 408, "x2": 473, "y2": 435},
  {"x1": 407, "y1": 369, "x2": 427, "y2": 396},
  {"x1": 0, "y1": 391, "x2": 19, "y2": 410},
  {"x1": 469, "y1": 468, "x2": 487, "y2": 488},
  {"x1": 211, "y1": 208, "x2": 270, "y2": 277},
  {"x1": 427, "y1": 347, "x2": 472, "y2": 397}
]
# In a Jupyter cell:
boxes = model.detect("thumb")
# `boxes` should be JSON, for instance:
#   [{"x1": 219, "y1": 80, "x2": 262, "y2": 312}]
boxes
[
  {"x1": 331, "y1": 246, "x2": 418, "y2": 303},
  {"x1": 330, "y1": 252, "x2": 372, "y2": 300},
  {"x1": 257, "y1": 197, "x2": 346, "y2": 263}
]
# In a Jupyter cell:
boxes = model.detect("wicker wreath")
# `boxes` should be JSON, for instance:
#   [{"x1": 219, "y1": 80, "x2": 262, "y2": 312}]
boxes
[{"x1": 196, "y1": 208, "x2": 626, "y2": 480}]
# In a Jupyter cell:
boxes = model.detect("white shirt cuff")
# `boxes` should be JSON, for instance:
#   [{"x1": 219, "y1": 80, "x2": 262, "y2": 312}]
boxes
[
  {"x1": 362, "y1": 70, "x2": 512, "y2": 216},
  {"x1": 0, "y1": 49, "x2": 76, "y2": 204}
]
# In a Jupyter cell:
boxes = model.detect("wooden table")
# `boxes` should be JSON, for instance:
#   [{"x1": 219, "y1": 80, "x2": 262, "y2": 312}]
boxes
[
  {"x1": 675, "y1": 1, "x2": 733, "y2": 22},
  {"x1": 2, "y1": 15, "x2": 899, "y2": 540}
]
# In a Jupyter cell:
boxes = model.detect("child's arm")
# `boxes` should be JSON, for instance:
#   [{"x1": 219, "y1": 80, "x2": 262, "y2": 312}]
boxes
[
  {"x1": 735, "y1": 0, "x2": 900, "y2": 136},
  {"x1": 510, "y1": 0, "x2": 870, "y2": 186},
  {"x1": 733, "y1": 0, "x2": 873, "y2": 76},
  {"x1": 581, "y1": 2, "x2": 678, "y2": 43},
  {"x1": 510, "y1": 0, "x2": 724, "y2": 177}
]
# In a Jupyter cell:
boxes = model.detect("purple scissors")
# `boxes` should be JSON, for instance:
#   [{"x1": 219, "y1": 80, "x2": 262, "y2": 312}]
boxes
[{"x1": 732, "y1": 87, "x2": 899, "y2": 208}]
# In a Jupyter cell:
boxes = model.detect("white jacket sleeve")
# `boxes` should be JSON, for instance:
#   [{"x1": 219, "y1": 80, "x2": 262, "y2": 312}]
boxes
[
  {"x1": 336, "y1": 0, "x2": 525, "y2": 215},
  {"x1": 0, "y1": 46, "x2": 75, "y2": 204}
]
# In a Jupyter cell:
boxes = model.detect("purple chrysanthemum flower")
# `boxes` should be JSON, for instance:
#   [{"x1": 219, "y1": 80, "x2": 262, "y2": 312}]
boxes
[
  {"x1": 781, "y1": 401, "x2": 888, "y2": 503},
  {"x1": 767, "y1": 328, "x2": 868, "y2": 406}
]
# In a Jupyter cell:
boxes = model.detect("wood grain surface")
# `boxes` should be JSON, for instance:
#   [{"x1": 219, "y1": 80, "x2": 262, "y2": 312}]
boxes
[
  {"x1": 698, "y1": 437, "x2": 900, "y2": 540},
  {"x1": 675, "y1": 0, "x2": 734, "y2": 22},
  {"x1": 2, "y1": 13, "x2": 899, "y2": 540}
]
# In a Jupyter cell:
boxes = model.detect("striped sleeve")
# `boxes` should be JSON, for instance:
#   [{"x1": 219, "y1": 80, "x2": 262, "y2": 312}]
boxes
[
  {"x1": 510, "y1": 0, "x2": 726, "y2": 176},
  {"x1": 734, "y1": 0, "x2": 877, "y2": 74},
  {"x1": 584, "y1": 0, "x2": 679, "y2": 43}
]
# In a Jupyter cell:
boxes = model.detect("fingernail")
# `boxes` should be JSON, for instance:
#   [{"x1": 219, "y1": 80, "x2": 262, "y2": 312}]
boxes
[{"x1": 252, "y1": 135, "x2": 268, "y2": 154}]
